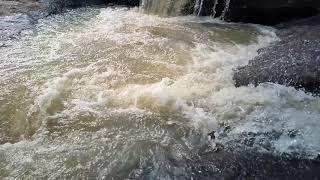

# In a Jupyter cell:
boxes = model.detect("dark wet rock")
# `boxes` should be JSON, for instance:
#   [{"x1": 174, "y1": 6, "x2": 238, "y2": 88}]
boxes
[
  {"x1": 233, "y1": 16, "x2": 320, "y2": 95},
  {"x1": 132, "y1": 148, "x2": 320, "y2": 179},
  {"x1": 192, "y1": 151, "x2": 320, "y2": 179},
  {"x1": 288, "y1": 129, "x2": 301, "y2": 138},
  {"x1": 182, "y1": 0, "x2": 320, "y2": 25},
  {"x1": 225, "y1": 0, "x2": 320, "y2": 25},
  {"x1": 207, "y1": 131, "x2": 215, "y2": 140}
]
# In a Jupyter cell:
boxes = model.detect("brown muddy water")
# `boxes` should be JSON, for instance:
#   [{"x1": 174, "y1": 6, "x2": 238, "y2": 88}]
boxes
[{"x1": 0, "y1": 7, "x2": 320, "y2": 179}]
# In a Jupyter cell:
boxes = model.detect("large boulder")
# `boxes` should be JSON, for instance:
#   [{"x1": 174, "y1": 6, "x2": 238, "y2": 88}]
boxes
[
  {"x1": 233, "y1": 16, "x2": 320, "y2": 95},
  {"x1": 226, "y1": 0, "x2": 320, "y2": 25},
  {"x1": 181, "y1": 0, "x2": 320, "y2": 25}
]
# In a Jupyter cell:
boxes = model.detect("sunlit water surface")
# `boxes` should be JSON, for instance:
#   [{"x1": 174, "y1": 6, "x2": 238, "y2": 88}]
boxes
[{"x1": 0, "y1": 7, "x2": 320, "y2": 179}]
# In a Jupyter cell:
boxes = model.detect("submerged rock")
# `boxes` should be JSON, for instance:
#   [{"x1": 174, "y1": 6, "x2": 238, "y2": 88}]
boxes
[{"x1": 233, "y1": 16, "x2": 320, "y2": 95}]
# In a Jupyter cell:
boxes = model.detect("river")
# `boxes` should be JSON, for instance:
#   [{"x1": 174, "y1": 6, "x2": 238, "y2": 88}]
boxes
[{"x1": 0, "y1": 7, "x2": 320, "y2": 179}]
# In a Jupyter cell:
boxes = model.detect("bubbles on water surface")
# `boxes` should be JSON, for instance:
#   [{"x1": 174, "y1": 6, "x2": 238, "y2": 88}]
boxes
[{"x1": 0, "y1": 7, "x2": 320, "y2": 179}]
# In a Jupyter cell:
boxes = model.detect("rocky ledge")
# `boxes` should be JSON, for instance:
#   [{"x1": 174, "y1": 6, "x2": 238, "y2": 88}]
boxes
[{"x1": 233, "y1": 16, "x2": 320, "y2": 95}]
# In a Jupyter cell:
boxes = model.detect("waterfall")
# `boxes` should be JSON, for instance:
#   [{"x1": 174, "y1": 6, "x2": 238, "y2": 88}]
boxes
[
  {"x1": 220, "y1": 0, "x2": 230, "y2": 20},
  {"x1": 140, "y1": 0, "x2": 189, "y2": 16},
  {"x1": 212, "y1": 0, "x2": 218, "y2": 18},
  {"x1": 140, "y1": 0, "x2": 231, "y2": 19},
  {"x1": 197, "y1": 0, "x2": 204, "y2": 16},
  {"x1": 193, "y1": 0, "x2": 200, "y2": 15},
  {"x1": 139, "y1": 0, "x2": 146, "y2": 12},
  {"x1": 193, "y1": 0, "x2": 204, "y2": 16}
]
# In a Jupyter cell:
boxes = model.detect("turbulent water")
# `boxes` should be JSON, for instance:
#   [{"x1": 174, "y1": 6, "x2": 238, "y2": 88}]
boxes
[{"x1": 1, "y1": 7, "x2": 320, "y2": 179}]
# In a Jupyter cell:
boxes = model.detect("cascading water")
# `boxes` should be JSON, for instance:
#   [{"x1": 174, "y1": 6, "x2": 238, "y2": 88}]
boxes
[
  {"x1": 197, "y1": 0, "x2": 204, "y2": 16},
  {"x1": 212, "y1": 0, "x2": 219, "y2": 18},
  {"x1": 140, "y1": 0, "x2": 189, "y2": 16},
  {"x1": 141, "y1": 0, "x2": 231, "y2": 20},
  {"x1": 193, "y1": 0, "x2": 200, "y2": 15},
  {"x1": 193, "y1": 0, "x2": 203, "y2": 16},
  {"x1": 0, "y1": 4, "x2": 320, "y2": 180},
  {"x1": 220, "y1": 0, "x2": 231, "y2": 20}
]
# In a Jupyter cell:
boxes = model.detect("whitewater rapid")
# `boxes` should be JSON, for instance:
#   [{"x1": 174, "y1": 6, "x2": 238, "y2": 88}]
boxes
[{"x1": 0, "y1": 7, "x2": 320, "y2": 179}]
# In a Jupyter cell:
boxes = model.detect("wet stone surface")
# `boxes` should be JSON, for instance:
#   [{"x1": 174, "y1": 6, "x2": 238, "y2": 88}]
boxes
[{"x1": 234, "y1": 16, "x2": 320, "y2": 95}]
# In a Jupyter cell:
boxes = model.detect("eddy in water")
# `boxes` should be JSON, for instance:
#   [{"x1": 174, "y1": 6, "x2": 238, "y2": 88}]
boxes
[{"x1": 0, "y1": 6, "x2": 320, "y2": 179}]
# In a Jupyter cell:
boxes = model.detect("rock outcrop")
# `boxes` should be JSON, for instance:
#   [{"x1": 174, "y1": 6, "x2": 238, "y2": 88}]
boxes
[
  {"x1": 233, "y1": 16, "x2": 320, "y2": 95},
  {"x1": 225, "y1": 0, "x2": 320, "y2": 25},
  {"x1": 183, "y1": 0, "x2": 320, "y2": 25}
]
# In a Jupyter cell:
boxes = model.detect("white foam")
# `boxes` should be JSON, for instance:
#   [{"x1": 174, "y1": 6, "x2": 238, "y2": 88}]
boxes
[{"x1": 1, "y1": 7, "x2": 320, "y2": 179}]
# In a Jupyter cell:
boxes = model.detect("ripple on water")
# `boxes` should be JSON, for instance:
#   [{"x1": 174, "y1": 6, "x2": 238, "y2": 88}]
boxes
[{"x1": 0, "y1": 7, "x2": 319, "y2": 179}]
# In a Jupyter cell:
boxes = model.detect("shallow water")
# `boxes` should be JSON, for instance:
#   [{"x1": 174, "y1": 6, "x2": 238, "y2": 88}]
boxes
[{"x1": 0, "y1": 7, "x2": 320, "y2": 179}]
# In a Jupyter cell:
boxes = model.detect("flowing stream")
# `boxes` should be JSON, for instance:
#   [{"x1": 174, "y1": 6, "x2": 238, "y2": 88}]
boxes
[{"x1": 1, "y1": 7, "x2": 320, "y2": 179}]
